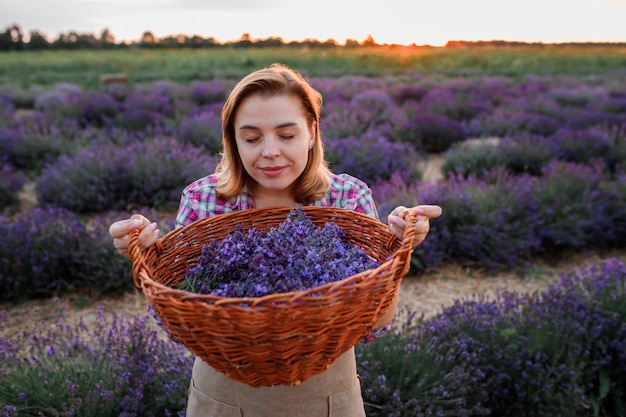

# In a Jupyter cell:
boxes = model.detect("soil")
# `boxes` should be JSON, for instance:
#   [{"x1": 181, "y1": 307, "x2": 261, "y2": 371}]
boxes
[{"x1": 2, "y1": 153, "x2": 625, "y2": 338}]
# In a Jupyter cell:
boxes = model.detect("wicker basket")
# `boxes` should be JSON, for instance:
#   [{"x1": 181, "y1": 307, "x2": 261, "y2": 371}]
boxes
[{"x1": 129, "y1": 206, "x2": 416, "y2": 387}]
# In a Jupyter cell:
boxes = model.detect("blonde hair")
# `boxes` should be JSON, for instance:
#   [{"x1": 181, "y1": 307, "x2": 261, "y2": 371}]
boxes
[{"x1": 216, "y1": 63, "x2": 330, "y2": 203}]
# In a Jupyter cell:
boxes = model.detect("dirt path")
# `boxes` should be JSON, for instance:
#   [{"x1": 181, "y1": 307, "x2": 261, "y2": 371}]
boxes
[{"x1": 3, "y1": 247, "x2": 624, "y2": 342}]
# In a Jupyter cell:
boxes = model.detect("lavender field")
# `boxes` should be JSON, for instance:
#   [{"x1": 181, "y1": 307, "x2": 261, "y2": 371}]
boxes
[{"x1": 1, "y1": 47, "x2": 626, "y2": 416}]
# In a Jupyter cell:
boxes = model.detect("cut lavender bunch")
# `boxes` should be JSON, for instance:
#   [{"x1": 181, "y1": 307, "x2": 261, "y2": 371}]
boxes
[{"x1": 179, "y1": 206, "x2": 381, "y2": 298}]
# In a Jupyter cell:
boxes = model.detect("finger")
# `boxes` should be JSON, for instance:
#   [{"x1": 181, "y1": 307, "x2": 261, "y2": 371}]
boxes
[
  {"x1": 413, "y1": 205, "x2": 442, "y2": 219},
  {"x1": 138, "y1": 221, "x2": 160, "y2": 249},
  {"x1": 113, "y1": 235, "x2": 131, "y2": 259},
  {"x1": 414, "y1": 217, "x2": 431, "y2": 236},
  {"x1": 388, "y1": 206, "x2": 408, "y2": 219},
  {"x1": 386, "y1": 210, "x2": 403, "y2": 238},
  {"x1": 108, "y1": 215, "x2": 147, "y2": 239}
]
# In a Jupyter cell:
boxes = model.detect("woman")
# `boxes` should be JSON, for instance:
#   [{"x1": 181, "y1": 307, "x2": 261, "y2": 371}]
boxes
[{"x1": 109, "y1": 63, "x2": 442, "y2": 416}]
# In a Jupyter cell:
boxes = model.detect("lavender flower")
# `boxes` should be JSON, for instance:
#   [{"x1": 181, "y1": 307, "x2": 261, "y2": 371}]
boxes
[{"x1": 180, "y1": 206, "x2": 380, "y2": 297}]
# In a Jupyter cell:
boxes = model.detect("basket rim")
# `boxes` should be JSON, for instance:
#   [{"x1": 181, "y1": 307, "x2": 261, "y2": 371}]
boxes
[{"x1": 131, "y1": 205, "x2": 414, "y2": 307}]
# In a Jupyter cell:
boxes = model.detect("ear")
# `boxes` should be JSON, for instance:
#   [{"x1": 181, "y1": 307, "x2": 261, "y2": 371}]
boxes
[{"x1": 310, "y1": 121, "x2": 317, "y2": 140}]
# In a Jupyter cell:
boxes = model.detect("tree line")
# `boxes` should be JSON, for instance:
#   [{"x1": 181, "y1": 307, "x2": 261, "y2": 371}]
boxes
[
  {"x1": 0, "y1": 24, "x2": 382, "y2": 51},
  {"x1": 2, "y1": 23, "x2": 624, "y2": 51}
]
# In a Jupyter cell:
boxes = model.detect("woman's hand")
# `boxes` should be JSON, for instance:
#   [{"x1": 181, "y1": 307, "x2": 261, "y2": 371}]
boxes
[
  {"x1": 108, "y1": 214, "x2": 160, "y2": 260},
  {"x1": 388, "y1": 205, "x2": 442, "y2": 247}
]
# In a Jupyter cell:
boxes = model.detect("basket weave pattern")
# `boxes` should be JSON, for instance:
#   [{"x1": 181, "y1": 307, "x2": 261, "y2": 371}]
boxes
[{"x1": 130, "y1": 206, "x2": 416, "y2": 387}]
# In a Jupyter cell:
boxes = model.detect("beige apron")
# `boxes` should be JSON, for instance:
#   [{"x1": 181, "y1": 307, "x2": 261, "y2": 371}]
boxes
[{"x1": 186, "y1": 347, "x2": 366, "y2": 417}]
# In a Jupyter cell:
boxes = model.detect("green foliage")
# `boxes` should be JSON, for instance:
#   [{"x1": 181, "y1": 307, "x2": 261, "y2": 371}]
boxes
[{"x1": 1, "y1": 45, "x2": 625, "y2": 90}]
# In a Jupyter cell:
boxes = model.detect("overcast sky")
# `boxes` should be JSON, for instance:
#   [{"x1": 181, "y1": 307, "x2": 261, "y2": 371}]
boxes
[{"x1": 1, "y1": 0, "x2": 625, "y2": 46}]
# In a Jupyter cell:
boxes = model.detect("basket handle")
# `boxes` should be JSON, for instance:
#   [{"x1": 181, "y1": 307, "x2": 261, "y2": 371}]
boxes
[
  {"x1": 390, "y1": 211, "x2": 418, "y2": 276},
  {"x1": 128, "y1": 227, "x2": 161, "y2": 289}
]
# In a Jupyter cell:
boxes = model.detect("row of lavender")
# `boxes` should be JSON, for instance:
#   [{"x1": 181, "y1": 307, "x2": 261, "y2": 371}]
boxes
[
  {"x1": 2, "y1": 156, "x2": 624, "y2": 303},
  {"x1": 0, "y1": 74, "x2": 625, "y2": 301},
  {"x1": 2, "y1": 73, "x2": 626, "y2": 205},
  {"x1": 2, "y1": 258, "x2": 624, "y2": 416}
]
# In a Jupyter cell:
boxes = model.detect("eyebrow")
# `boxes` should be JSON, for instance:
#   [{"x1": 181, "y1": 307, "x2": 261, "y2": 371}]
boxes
[{"x1": 238, "y1": 122, "x2": 299, "y2": 130}]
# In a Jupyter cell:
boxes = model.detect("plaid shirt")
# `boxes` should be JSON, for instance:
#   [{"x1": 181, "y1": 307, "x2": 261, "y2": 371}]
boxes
[
  {"x1": 153, "y1": 172, "x2": 391, "y2": 343},
  {"x1": 175, "y1": 172, "x2": 380, "y2": 227}
]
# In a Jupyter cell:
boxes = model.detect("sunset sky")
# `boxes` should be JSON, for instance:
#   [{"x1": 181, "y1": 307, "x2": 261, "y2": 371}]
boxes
[{"x1": 1, "y1": 0, "x2": 625, "y2": 46}]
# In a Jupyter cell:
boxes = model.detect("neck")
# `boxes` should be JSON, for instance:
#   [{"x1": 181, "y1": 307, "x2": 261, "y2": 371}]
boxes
[{"x1": 249, "y1": 183, "x2": 297, "y2": 209}]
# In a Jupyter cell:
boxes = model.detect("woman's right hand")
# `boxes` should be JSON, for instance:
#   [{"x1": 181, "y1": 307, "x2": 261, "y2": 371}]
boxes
[{"x1": 108, "y1": 214, "x2": 160, "y2": 260}]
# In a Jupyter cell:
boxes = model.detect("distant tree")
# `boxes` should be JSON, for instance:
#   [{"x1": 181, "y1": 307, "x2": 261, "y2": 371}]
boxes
[
  {"x1": 52, "y1": 33, "x2": 70, "y2": 49},
  {"x1": 345, "y1": 38, "x2": 360, "y2": 47},
  {"x1": 0, "y1": 24, "x2": 24, "y2": 50},
  {"x1": 203, "y1": 36, "x2": 218, "y2": 48},
  {"x1": 363, "y1": 34, "x2": 377, "y2": 46},
  {"x1": 50, "y1": 31, "x2": 99, "y2": 49},
  {"x1": 0, "y1": 28, "x2": 12, "y2": 51},
  {"x1": 140, "y1": 30, "x2": 157, "y2": 47},
  {"x1": 26, "y1": 30, "x2": 50, "y2": 50},
  {"x1": 189, "y1": 35, "x2": 205, "y2": 48},
  {"x1": 161, "y1": 35, "x2": 181, "y2": 48},
  {"x1": 233, "y1": 32, "x2": 253, "y2": 48},
  {"x1": 100, "y1": 28, "x2": 116, "y2": 48},
  {"x1": 256, "y1": 36, "x2": 284, "y2": 47},
  {"x1": 78, "y1": 33, "x2": 99, "y2": 49}
]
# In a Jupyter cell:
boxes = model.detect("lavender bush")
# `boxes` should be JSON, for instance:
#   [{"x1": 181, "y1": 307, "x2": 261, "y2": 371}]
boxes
[
  {"x1": 180, "y1": 206, "x2": 380, "y2": 297},
  {"x1": 500, "y1": 133, "x2": 558, "y2": 176},
  {"x1": 441, "y1": 142, "x2": 504, "y2": 179},
  {"x1": 0, "y1": 94, "x2": 15, "y2": 127},
  {"x1": 114, "y1": 107, "x2": 167, "y2": 132},
  {"x1": 0, "y1": 116, "x2": 79, "y2": 175},
  {"x1": 189, "y1": 80, "x2": 227, "y2": 106},
  {"x1": 417, "y1": 83, "x2": 493, "y2": 122},
  {"x1": 325, "y1": 133, "x2": 421, "y2": 184},
  {"x1": 0, "y1": 302, "x2": 193, "y2": 416},
  {"x1": 443, "y1": 124, "x2": 625, "y2": 180},
  {"x1": 33, "y1": 83, "x2": 83, "y2": 119},
  {"x1": 76, "y1": 92, "x2": 121, "y2": 128},
  {"x1": 601, "y1": 169, "x2": 626, "y2": 246},
  {"x1": 548, "y1": 127, "x2": 614, "y2": 164},
  {"x1": 0, "y1": 207, "x2": 89, "y2": 301},
  {"x1": 372, "y1": 159, "x2": 625, "y2": 272},
  {"x1": 357, "y1": 309, "x2": 491, "y2": 417},
  {"x1": 427, "y1": 169, "x2": 543, "y2": 269},
  {"x1": 464, "y1": 107, "x2": 524, "y2": 138},
  {"x1": 516, "y1": 112, "x2": 561, "y2": 136},
  {"x1": 176, "y1": 104, "x2": 223, "y2": 154},
  {"x1": 402, "y1": 113, "x2": 467, "y2": 153},
  {"x1": 357, "y1": 258, "x2": 626, "y2": 417},
  {"x1": 0, "y1": 206, "x2": 175, "y2": 302},
  {"x1": 0, "y1": 163, "x2": 27, "y2": 211},
  {"x1": 35, "y1": 137, "x2": 218, "y2": 212},
  {"x1": 531, "y1": 161, "x2": 615, "y2": 250}
]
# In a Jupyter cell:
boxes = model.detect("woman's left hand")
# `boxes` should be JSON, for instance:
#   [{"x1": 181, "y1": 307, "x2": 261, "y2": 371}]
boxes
[{"x1": 388, "y1": 205, "x2": 442, "y2": 247}]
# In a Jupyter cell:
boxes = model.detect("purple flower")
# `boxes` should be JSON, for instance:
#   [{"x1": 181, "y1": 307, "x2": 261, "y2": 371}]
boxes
[{"x1": 180, "y1": 206, "x2": 380, "y2": 297}]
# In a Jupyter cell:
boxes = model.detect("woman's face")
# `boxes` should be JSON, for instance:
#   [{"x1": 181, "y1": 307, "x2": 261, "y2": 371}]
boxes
[{"x1": 234, "y1": 93, "x2": 314, "y2": 202}]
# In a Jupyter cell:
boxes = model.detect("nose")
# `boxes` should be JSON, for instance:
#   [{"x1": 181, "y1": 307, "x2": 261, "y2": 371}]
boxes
[{"x1": 261, "y1": 136, "x2": 280, "y2": 158}]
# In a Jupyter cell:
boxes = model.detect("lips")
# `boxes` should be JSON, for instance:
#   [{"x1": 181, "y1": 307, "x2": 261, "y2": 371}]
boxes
[{"x1": 260, "y1": 166, "x2": 286, "y2": 177}]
